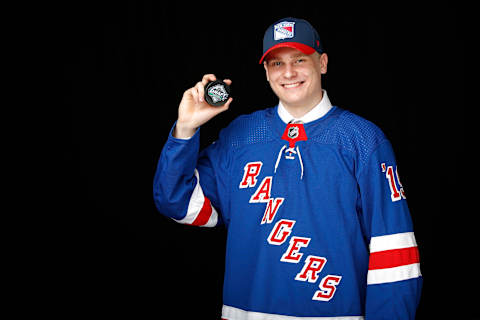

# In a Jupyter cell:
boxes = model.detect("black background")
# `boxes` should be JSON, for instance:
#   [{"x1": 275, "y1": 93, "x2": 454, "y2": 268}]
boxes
[{"x1": 62, "y1": 2, "x2": 470, "y2": 319}]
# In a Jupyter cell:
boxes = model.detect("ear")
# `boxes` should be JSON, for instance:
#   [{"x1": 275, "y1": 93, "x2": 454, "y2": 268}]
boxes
[
  {"x1": 319, "y1": 53, "x2": 328, "y2": 74},
  {"x1": 263, "y1": 61, "x2": 270, "y2": 82}
]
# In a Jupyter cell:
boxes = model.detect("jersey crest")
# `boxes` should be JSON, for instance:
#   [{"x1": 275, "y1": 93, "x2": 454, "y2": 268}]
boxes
[{"x1": 281, "y1": 123, "x2": 307, "y2": 148}]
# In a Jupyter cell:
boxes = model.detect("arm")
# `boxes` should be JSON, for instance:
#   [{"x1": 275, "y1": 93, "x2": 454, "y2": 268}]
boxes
[
  {"x1": 153, "y1": 74, "x2": 233, "y2": 226},
  {"x1": 358, "y1": 141, "x2": 422, "y2": 319}
]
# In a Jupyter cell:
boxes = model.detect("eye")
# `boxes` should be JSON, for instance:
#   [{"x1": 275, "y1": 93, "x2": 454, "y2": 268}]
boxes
[
  {"x1": 270, "y1": 61, "x2": 282, "y2": 67},
  {"x1": 295, "y1": 58, "x2": 305, "y2": 64}
]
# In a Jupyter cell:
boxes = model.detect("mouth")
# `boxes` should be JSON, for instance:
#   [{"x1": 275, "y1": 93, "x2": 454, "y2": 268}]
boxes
[{"x1": 281, "y1": 81, "x2": 305, "y2": 89}]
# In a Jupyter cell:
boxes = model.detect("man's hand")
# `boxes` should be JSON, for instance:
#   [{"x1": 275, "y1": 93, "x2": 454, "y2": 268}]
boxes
[{"x1": 173, "y1": 74, "x2": 233, "y2": 139}]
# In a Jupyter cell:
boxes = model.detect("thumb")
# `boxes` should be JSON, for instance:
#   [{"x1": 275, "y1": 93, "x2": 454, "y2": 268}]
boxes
[{"x1": 215, "y1": 97, "x2": 233, "y2": 114}]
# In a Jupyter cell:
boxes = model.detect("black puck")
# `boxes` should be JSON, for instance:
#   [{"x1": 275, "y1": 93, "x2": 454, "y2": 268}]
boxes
[{"x1": 204, "y1": 80, "x2": 231, "y2": 106}]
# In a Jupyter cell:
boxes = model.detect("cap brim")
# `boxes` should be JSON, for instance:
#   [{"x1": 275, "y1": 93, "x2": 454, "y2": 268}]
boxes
[{"x1": 259, "y1": 42, "x2": 316, "y2": 64}]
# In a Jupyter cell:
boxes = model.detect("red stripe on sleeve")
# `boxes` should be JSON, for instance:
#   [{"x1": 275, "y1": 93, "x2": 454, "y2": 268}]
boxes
[
  {"x1": 191, "y1": 196, "x2": 213, "y2": 226},
  {"x1": 369, "y1": 246, "x2": 420, "y2": 270}
]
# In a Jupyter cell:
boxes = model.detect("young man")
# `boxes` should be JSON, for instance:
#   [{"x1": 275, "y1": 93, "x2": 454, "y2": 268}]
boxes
[{"x1": 154, "y1": 17, "x2": 422, "y2": 319}]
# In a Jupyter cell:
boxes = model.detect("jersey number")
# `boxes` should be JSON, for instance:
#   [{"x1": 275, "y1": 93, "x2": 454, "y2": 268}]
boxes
[{"x1": 382, "y1": 163, "x2": 406, "y2": 202}]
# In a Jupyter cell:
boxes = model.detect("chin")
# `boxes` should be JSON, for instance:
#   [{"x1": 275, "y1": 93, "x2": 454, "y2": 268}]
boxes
[
  {"x1": 274, "y1": 86, "x2": 310, "y2": 106},
  {"x1": 279, "y1": 94, "x2": 308, "y2": 107}
]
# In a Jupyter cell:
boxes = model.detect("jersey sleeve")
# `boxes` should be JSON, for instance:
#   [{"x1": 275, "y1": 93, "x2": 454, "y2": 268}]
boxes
[
  {"x1": 357, "y1": 140, "x2": 422, "y2": 320},
  {"x1": 153, "y1": 123, "x2": 230, "y2": 227}
]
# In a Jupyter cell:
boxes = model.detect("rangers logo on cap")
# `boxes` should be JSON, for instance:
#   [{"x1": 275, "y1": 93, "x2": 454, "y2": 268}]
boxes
[{"x1": 274, "y1": 21, "x2": 295, "y2": 40}]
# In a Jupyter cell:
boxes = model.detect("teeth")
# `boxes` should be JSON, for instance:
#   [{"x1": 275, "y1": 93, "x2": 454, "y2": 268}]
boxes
[{"x1": 283, "y1": 82, "x2": 302, "y2": 88}]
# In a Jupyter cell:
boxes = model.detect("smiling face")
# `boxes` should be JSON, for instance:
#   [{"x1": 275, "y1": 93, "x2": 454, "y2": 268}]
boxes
[{"x1": 263, "y1": 47, "x2": 328, "y2": 116}]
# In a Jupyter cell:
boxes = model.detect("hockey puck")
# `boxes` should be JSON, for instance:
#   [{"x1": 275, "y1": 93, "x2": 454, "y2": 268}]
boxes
[{"x1": 204, "y1": 80, "x2": 231, "y2": 106}]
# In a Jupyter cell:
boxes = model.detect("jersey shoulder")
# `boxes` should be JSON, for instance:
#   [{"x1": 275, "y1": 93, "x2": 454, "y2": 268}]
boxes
[
  {"x1": 315, "y1": 108, "x2": 388, "y2": 165},
  {"x1": 218, "y1": 107, "x2": 276, "y2": 149}
]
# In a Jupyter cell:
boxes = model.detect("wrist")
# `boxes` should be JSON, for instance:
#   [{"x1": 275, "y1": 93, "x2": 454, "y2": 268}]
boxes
[{"x1": 173, "y1": 122, "x2": 197, "y2": 139}]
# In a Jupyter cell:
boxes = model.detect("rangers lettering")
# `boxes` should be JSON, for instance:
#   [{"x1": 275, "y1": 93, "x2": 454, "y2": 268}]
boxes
[
  {"x1": 261, "y1": 197, "x2": 284, "y2": 224},
  {"x1": 281, "y1": 236, "x2": 311, "y2": 263},
  {"x1": 268, "y1": 219, "x2": 295, "y2": 245},
  {"x1": 244, "y1": 159, "x2": 344, "y2": 303},
  {"x1": 239, "y1": 162, "x2": 263, "y2": 188},
  {"x1": 312, "y1": 275, "x2": 342, "y2": 301},
  {"x1": 295, "y1": 255, "x2": 327, "y2": 283},
  {"x1": 250, "y1": 176, "x2": 272, "y2": 203}
]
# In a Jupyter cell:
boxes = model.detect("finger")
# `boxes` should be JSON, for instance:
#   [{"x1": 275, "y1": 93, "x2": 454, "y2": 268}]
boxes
[
  {"x1": 213, "y1": 98, "x2": 232, "y2": 115},
  {"x1": 222, "y1": 97, "x2": 233, "y2": 110},
  {"x1": 201, "y1": 74, "x2": 217, "y2": 85},
  {"x1": 210, "y1": 97, "x2": 232, "y2": 114},
  {"x1": 194, "y1": 82, "x2": 205, "y2": 102},
  {"x1": 189, "y1": 87, "x2": 199, "y2": 104},
  {"x1": 223, "y1": 79, "x2": 232, "y2": 86},
  {"x1": 211, "y1": 100, "x2": 231, "y2": 117}
]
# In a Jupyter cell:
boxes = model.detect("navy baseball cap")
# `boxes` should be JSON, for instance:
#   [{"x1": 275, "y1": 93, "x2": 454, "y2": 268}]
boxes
[{"x1": 259, "y1": 17, "x2": 324, "y2": 64}]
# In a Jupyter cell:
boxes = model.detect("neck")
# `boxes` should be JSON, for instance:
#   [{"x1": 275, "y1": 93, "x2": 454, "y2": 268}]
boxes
[{"x1": 280, "y1": 90, "x2": 324, "y2": 119}]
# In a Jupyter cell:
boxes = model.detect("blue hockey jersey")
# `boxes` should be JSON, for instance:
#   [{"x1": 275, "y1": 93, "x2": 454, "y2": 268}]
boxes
[{"x1": 153, "y1": 104, "x2": 422, "y2": 319}]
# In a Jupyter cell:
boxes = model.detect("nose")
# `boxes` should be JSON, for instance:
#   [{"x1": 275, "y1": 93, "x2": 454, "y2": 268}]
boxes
[{"x1": 283, "y1": 63, "x2": 297, "y2": 78}]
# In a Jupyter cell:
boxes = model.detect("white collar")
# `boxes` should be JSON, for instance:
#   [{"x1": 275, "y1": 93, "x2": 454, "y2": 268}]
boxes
[{"x1": 277, "y1": 90, "x2": 333, "y2": 124}]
